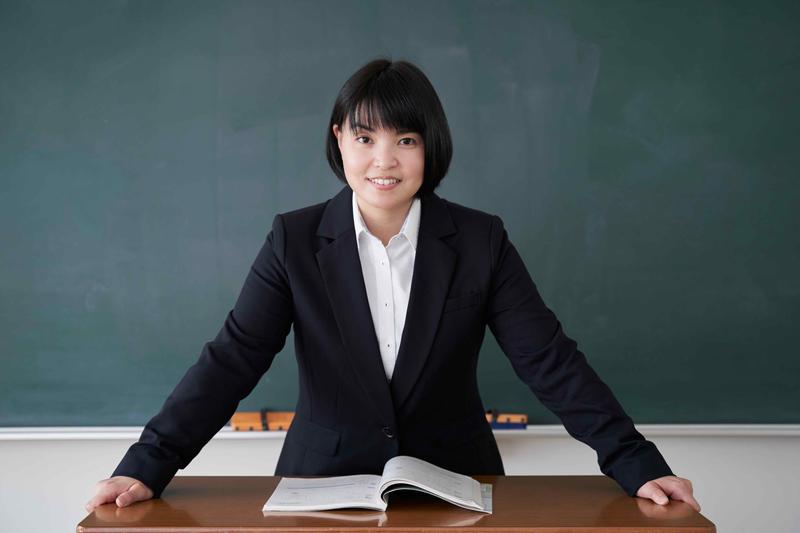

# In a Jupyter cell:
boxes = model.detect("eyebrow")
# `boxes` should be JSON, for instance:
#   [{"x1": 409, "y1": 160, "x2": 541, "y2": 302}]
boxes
[{"x1": 352, "y1": 122, "x2": 416, "y2": 135}]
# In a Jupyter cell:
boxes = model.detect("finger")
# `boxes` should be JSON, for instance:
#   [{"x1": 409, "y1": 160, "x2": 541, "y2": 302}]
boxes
[
  {"x1": 644, "y1": 485, "x2": 669, "y2": 505},
  {"x1": 685, "y1": 494, "x2": 701, "y2": 513},
  {"x1": 664, "y1": 483, "x2": 701, "y2": 512},
  {"x1": 86, "y1": 482, "x2": 123, "y2": 513},
  {"x1": 115, "y1": 482, "x2": 151, "y2": 507},
  {"x1": 86, "y1": 493, "x2": 113, "y2": 513}
]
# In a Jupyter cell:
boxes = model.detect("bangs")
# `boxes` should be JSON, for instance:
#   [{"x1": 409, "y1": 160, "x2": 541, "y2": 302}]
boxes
[{"x1": 346, "y1": 84, "x2": 426, "y2": 137}]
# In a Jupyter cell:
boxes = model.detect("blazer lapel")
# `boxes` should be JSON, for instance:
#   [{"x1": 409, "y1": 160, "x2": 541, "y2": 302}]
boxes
[
  {"x1": 316, "y1": 186, "x2": 395, "y2": 422},
  {"x1": 389, "y1": 192, "x2": 457, "y2": 410},
  {"x1": 315, "y1": 185, "x2": 457, "y2": 421}
]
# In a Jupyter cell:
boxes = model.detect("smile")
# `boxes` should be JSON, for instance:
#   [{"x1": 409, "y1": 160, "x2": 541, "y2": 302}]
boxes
[{"x1": 368, "y1": 177, "x2": 401, "y2": 185}]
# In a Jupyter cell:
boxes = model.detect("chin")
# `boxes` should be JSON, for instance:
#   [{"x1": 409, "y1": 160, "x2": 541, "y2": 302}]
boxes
[{"x1": 367, "y1": 195, "x2": 404, "y2": 208}]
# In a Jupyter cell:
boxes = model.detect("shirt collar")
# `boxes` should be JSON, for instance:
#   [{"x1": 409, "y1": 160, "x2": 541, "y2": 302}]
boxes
[{"x1": 352, "y1": 190, "x2": 421, "y2": 251}]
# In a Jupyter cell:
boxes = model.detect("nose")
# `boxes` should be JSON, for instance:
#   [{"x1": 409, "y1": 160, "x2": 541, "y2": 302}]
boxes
[{"x1": 373, "y1": 145, "x2": 398, "y2": 170}]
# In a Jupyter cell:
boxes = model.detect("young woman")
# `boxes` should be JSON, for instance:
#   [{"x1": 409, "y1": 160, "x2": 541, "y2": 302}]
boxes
[{"x1": 86, "y1": 58, "x2": 700, "y2": 513}]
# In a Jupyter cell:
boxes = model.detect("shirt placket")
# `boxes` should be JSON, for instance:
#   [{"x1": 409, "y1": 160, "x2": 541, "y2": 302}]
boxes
[{"x1": 374, "y1": 239, "x2": 396, "y2": 381}]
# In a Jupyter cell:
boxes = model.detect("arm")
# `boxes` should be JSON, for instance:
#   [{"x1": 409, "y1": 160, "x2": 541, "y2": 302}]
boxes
[
  {"x1": 485, "y1": 215, "x2": 673, "y2": 497},
  {"x1": 111, "y1": 214, "x2": 294, "y2": 497}
]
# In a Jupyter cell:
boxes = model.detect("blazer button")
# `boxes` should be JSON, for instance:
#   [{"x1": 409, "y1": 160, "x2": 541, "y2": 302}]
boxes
[{"x1": 382, "y1": 426, "x2": 395, "y2": 439}]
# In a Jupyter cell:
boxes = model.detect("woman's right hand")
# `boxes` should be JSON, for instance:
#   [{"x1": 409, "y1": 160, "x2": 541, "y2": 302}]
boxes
[{"x1": 85, "y1": 476, "x2": 154, "y2": 513}]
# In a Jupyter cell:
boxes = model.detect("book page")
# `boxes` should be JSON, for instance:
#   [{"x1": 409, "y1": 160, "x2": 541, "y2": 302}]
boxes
[
  {"x1": 263, "y1": 475, "x2": 385, "y2": 512},
  {"x1": 378, "y1": 456, "x2": 487, "y2": 513},
  {"x1": 479, "y1": 483, "x2": 493, "y2": 514},
  {"x1": 262, "y1": 509, "x2": 388, "y2": 526}
]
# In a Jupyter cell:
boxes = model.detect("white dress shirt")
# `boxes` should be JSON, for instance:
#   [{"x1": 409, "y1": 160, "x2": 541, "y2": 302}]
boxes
[{"x1": 352, "y1": 190, "x2": 421, "y2": 382}]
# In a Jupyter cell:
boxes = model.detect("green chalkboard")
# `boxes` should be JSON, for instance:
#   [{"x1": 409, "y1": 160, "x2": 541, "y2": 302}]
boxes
[{"x1": 1, "y1": 0, "x2": 798, "y2": 426}]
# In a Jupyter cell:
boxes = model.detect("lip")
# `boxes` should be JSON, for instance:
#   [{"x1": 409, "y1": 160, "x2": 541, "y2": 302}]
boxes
[{"x1": 366, "y1": 177, "x2": 402, "y2": 190}]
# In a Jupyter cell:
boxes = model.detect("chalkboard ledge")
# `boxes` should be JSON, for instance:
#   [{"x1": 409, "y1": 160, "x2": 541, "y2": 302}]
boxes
[{"x1": 1, "y1": 424, "x2": 799, "y2": 441}]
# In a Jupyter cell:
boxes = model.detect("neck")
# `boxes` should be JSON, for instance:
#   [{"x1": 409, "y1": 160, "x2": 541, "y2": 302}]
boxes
[{"x1": 357, "y1": 198, "x2": 413, "y2": 246}]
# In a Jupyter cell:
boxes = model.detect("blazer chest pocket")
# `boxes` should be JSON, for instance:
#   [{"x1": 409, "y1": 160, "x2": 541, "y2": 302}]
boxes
[{"x1": 443, "y1": 291, "x2": 482, "y2": 313}]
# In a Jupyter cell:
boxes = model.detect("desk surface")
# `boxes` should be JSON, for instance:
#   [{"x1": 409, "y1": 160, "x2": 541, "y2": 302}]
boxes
[{"x1": 77, "y1": 475, "x2": 715, "y2": 532}]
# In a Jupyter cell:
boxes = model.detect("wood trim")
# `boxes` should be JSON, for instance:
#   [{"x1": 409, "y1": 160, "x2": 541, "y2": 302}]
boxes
[{"x1": 1, "y1": 424, "x2": 799, "y2": 440}]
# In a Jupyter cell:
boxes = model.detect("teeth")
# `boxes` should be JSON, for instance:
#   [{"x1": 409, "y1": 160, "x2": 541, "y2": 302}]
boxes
[{"x1": 370, "y1": 178, "x2": 399, "y2": 185}]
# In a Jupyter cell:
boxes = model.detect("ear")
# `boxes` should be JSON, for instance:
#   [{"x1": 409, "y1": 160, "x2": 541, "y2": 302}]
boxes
[{"x1": 332, "y1": 124, "x2": 341, "y2": 147}]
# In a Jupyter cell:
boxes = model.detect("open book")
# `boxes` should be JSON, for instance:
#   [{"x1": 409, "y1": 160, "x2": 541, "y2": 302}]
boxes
[{"x1": 263, "y1": 455, "x2": 492, "y2": 514}]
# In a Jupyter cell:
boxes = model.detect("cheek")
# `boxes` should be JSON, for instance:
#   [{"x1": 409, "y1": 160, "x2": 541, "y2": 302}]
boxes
[
  {"x1": 406, "y1": 152, "x2": 425, "y2": 176},
  {"x1": 342, "y1": 149, "x2": 370, "y2": 172}
]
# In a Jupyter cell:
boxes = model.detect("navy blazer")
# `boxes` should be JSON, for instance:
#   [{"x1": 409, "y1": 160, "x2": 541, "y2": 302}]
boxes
[{"x1": 114, "y1": 184, "x2": 673, "y2": 498}]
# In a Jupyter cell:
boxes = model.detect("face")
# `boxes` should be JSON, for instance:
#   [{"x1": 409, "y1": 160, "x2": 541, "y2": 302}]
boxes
[{"x1": 332, "y1": 117, "x2": 425, "y2": 218}]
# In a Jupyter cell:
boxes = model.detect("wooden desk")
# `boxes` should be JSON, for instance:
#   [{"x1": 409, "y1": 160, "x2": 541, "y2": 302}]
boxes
[{"x1": 77, "y1": 475, "x2": 716, "y2": 532}]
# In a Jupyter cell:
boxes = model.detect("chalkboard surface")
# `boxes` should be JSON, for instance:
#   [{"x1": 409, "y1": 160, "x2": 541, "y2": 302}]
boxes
[{"x1": 2, "y1": 0, "x2": 798, "y2": 426}]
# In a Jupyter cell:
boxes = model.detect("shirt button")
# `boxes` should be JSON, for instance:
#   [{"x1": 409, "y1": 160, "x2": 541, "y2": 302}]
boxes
[
  {"x1": 382, "y1": 426, "x2": 395, "y2": 439},
  {"x1": 387, "y1": 343, "x2": 391, "y2": 348}
]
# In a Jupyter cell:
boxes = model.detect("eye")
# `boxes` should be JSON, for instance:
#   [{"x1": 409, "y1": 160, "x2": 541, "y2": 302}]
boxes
[
  {"x1": 399, "y1": 137, "x2": 417, "y2": 145},
  {"x1": 355, "y1": 136, "x2": 371, "y2": 144}
]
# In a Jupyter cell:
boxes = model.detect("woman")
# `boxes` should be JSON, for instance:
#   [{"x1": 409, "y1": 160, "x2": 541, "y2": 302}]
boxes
[{"x1": 86, "y1": 58, "x2": 700, "y2": 513}]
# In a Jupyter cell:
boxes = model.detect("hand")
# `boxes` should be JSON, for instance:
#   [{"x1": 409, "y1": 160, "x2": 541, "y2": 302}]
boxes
[
  {"x1": 85, "y1": 476, "x2": 154, "y2": 513},
  {"x1": 636, "y1": 475, "x2": 701, "y2": 512}
]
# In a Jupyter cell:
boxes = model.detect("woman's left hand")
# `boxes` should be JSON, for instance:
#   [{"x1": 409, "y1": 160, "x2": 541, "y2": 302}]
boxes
[{"x1": 636, "y1": 475, "x2": 701, "y2": 512}]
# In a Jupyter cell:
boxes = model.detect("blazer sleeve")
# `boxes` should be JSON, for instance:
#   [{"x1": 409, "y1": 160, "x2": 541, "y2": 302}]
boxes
[
  {"x1": 486, "y1": 215, "x2": 674, "y2": 497},
  {"x1": 112, "y1": 214, "x2": 294, "y2": 497}
]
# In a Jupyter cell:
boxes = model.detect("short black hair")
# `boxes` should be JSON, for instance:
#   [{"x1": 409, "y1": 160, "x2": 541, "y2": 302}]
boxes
[{"x1": 325, "y1": 57, "x2": 453, "y2": 197}]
